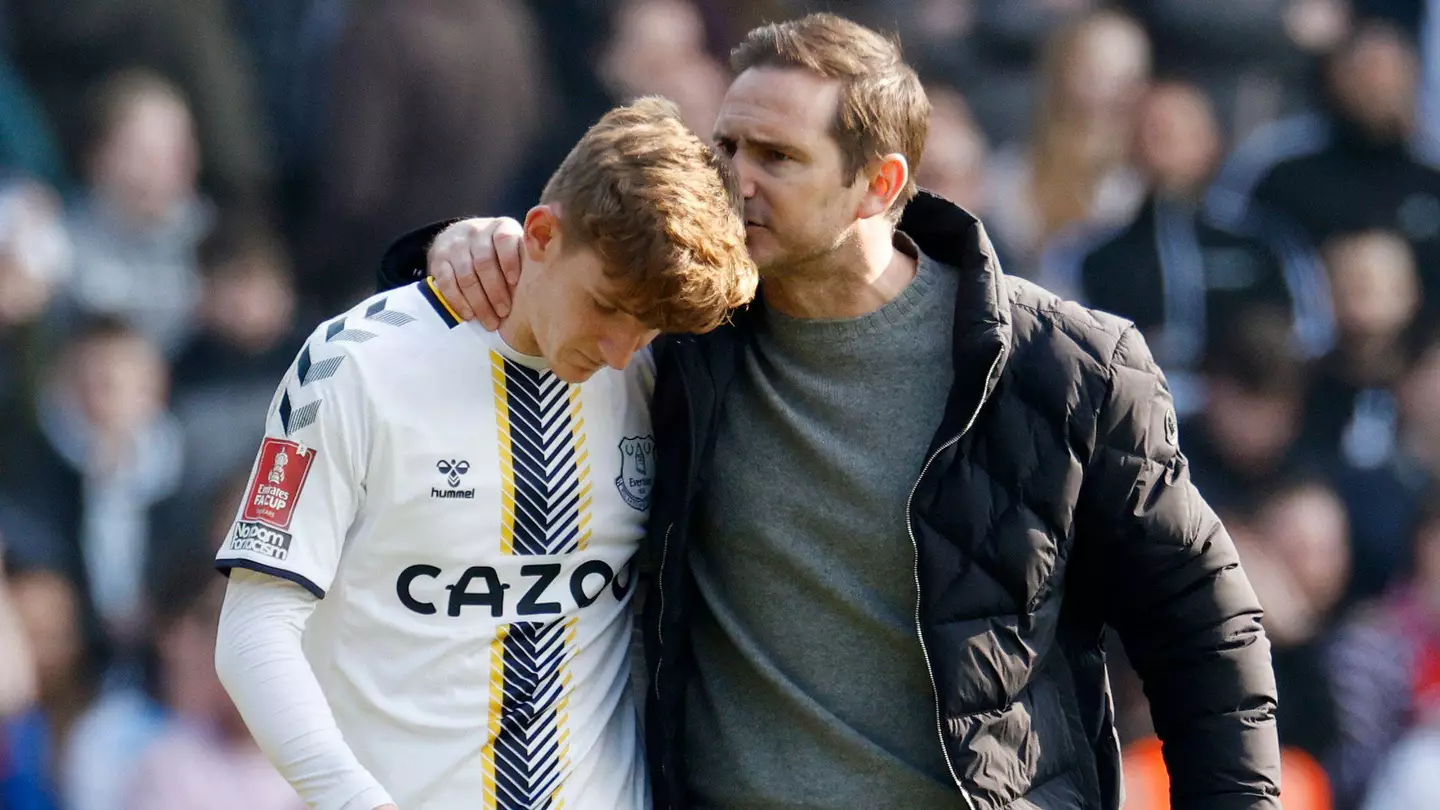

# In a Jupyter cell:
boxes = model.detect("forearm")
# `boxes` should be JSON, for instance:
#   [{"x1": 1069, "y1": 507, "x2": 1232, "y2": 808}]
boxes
[{"x1": 215, "y1": 570, "x2": 393, "y2": 810}]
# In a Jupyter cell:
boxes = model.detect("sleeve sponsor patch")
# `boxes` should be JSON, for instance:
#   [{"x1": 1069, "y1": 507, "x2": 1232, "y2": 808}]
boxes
[
  {"x1": 242, "y1": 438, "x2": 317, "y2": 530},
  {"x1": 228, "y1": 521, "x2": 293, "y2": 561}
]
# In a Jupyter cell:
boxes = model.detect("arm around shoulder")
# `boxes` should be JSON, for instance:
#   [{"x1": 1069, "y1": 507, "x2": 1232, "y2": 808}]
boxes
[{"x1": 1080, "y1": 326, "x2": 1281, "y2": 809}]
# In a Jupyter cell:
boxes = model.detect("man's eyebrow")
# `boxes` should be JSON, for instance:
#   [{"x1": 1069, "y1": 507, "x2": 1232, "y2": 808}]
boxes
[{"x1": 714, "y1": 132, "x2": 802, "y2": 155}]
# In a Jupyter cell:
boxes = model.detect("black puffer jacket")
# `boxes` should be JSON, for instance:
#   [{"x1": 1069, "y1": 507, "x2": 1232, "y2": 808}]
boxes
[
  {"x1": 375, "y1": 192, "x2": 1282, "y2": 810},
  {"x1": 640, "y1": 193, "x2": 1280, "y2": 810}
]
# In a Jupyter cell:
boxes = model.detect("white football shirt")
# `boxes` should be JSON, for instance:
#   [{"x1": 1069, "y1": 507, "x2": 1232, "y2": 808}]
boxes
[{"x1": 216, "y1": 280, "x2": 654, "y2": 810}]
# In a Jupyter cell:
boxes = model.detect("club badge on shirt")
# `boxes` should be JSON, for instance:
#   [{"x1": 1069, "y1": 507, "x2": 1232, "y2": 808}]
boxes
[{"x1": 614, "y1": 435, "x2": 655, "y2": 511}]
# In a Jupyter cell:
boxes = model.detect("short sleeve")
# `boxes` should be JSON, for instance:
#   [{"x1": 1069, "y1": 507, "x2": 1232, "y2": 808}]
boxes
[{"x1": 215, "y1": 332, "x2": 369, "y2": 598}]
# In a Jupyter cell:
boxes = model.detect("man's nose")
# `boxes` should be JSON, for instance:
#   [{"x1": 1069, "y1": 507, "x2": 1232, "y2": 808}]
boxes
[{"x1": 734, "y1": 157, "x2": 759, "y2": 199}]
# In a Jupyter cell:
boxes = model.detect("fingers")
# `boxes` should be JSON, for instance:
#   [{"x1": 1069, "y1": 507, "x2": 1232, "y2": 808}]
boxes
[
  {"x1": 494, "y1": 218, "x2": 525, "y2": 287},
  {"x1": 469, "y1": 220, "x2": 516, "y2": 327},
  {"x1": 427, "y1": 218, "x2": 513, "y2": 330}
]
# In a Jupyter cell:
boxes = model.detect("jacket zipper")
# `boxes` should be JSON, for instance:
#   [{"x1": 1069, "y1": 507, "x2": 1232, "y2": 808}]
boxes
[
  {"x1": 654, "y1": 520, "x2": 674, "y2": 701},
  {"x1": 905, "y1": 348, "x2": 1003, "y2": 810}
]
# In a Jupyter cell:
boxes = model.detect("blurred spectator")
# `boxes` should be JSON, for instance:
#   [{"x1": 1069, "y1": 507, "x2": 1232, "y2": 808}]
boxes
[
  {"x1": 0, "y1": 548, "x2": 36, "y2": 725},
  {"x1": 0, "y1": 566, "x2": 96, "y2": 810},
  {"x1": 1359, "y1": 725, "x2": 1440, "y2": 809},
  {"x1": 304, "y1": 0, "x2": 554, "y2": 309},
  {"x1": 600, "y1": 0, "x2": 730, "y2": 137},
  {"x1": 7, "y1": 318, "x2": 183, "y2": 662},
  {"x1": 1230, "y1": 478, "x2": 1348, "y2": 759},
  {"x1": 1333, "y1": 324, "x2": 1440, "y2": 603},
  {"x1": 1304, "y1": 231, "x2": 1420, "y2": 470},
  {"x1": 7, "y1": 0, "x2": 274, "y2": 214},
  {"x1": 1326, "y1": 495, "x2": 1440, "y2": 808},
  {"x1": 0, "y1": 179, "x2": 71, "y2": 470},
  {"x1": 1210, "y1": 20, "x2": 1440, "y2": 317},
  {"x1": 985, "y1": 9, "x2": 1150, "y2": 276},
  {"x1": 963, "y1": 0, "x2": 1099, "y2": 144},
  {"x1": 123, "y1": 566, "x2": 300, "y2": 810},
  {"x1": 170, "y1": 218, "x2": 304, "y2": 504},
  {"x1": 56, "y1": 70, "x2": 211, "y2": 358},
  {"x1": 1047, "y1": 81, "x2": 1333, "y2": 416},
  {"x1": 1180, "y1": 305, "x2": 1319, "y2": 517},
  {"x1": 1124, "y1": 0, "x2": 1350, "y2": 140},
  {"x1": 916, "y1": 84, "x2": 991, "y2": 212}
]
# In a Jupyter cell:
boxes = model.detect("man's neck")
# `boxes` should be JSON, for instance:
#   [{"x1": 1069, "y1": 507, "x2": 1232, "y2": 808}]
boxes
[
  {"x1": 762, "y1": 225, "x2": 917, "y2": 320},
  {"x1": 498, "y1": 304, "x2": 541, "y2": 355}
]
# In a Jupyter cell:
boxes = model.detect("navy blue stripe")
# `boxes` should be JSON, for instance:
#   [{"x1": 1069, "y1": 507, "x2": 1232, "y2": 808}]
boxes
[
  {"x1": 415, "y1": 280, "x2": 460, "y2": 328},
  {"x1": 215, "y1": 558, "x2": 327, "y2": 599}
]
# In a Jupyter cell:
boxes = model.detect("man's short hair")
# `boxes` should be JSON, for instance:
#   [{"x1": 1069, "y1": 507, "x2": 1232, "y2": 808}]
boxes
[
  {"x1": 730, "y1": 13, "x2": 930, "y2": 220},
  {"x1": 540, "y1": 96, "x2": 756, "y2": 334}
]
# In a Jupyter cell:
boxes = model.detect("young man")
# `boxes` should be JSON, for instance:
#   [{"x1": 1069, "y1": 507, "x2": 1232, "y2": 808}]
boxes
[
  {"x1": 387, "y1": 14, "x2": 1283, "y2": 810},
  {"x1": 212, "y1": 97, "x2": 755, "y2": 810}
]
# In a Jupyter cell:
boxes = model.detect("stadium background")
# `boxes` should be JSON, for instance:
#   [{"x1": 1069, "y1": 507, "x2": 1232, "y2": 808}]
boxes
[{"x1": 0, "y1": 0, "x2": 1435, "y2": 807}]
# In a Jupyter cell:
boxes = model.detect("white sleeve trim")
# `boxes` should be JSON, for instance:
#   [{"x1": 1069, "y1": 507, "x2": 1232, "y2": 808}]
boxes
[{"x1": 215, "y1": 569, "x2": 393, "y2": 810}]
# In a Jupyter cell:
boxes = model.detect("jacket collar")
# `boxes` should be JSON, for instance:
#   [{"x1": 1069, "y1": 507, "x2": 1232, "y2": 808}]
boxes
[{"x1": 898, "y1": 190, "x2": 1013, "y2": 419}]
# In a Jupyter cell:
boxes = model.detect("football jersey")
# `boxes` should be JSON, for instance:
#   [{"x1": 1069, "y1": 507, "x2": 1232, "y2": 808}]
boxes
[{"x1": 216, "y1": 280, "x2": 654, "y2": 810}]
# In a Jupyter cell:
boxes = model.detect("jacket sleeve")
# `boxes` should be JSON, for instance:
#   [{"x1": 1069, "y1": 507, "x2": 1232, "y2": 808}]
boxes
[
  {"x1": 374, "y1": 220, "x2": 460, "y2": 293},
  {"x1": 1079, "y1": 325, "x2": 1281, "y2": 809}
]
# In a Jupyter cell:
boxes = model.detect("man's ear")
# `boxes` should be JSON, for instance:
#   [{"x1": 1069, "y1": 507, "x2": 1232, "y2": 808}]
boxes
[
  {"x1": 523, "y1": 205, "x2": 563, "y2": 262},
  {"x1": 856, "y1": 153, "x2": 910, "y2": 220}
]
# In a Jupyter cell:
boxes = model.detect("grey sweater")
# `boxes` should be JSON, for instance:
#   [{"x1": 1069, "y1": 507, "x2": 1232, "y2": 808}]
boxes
[{"x1": 684, "y1": 243, "x2": 964, "y2": 808}]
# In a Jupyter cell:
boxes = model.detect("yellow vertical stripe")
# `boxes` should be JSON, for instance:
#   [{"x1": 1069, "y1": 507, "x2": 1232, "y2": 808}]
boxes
[
  {"x1": 548, "y1": 616, "x2": 581, "y2": 807},
  {"x1": 492, "y1": 351, "x2": 516, "y2": 555},
  {"x1": 481, "y1": 625, "x2": 509, "y2": 809},
  {"x1": 569, "y1": 387, "x2": 593, "y2": 550}
]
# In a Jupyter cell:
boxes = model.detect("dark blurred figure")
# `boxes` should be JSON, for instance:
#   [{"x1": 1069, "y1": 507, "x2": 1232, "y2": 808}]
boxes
[
  {"x1": 5, "y1": 318, "x2": 182, "y2": 665},
  {"x1": 6, "y1": 0, "x2": 273, "y2": 215},
  {"x1": 0, "y1": 566, "x2": 97, "y2": 810},
  {"x1": 963, "y1": 0, "x2": 1100, "y2": 144},
  {"x1": 123, "y1": 565, "x2": 301, "y2": 810},
  {"x1": 985, "y1": 9, "x2": 1150, "y2": 276},
  {"x1": 1211, "y1": 21, "x2": 1440, "y2": 317},
  {"x1": 170, "y1": 218, "x2": 304, "y2": 505},
  {"x1": 1326, "y1": 496, "x2": 1440, "y2": 808},
  {"x1": 303, "y1": 0, "x2": 553, "y2": 309},
  {"x1": 1229, "y1": 478, "x2": 1348, "y2": 761},
  {"x1": 1180, "y1": 305, "x2": 1320, "y2": 517},
  {"x1": 0, "y1": 179, "x2": 70, "y2": 470},
  {"x1": 1303, "y1": 231, "x2": 1421, "y2": 470},
  {"x1": 54, "y1": 71, "x2": 210, "y2": 358},
  {"x1": 1124, "y1": 0, "x2": 1350, "y2": 139},
  {"x1": 1333, "y1": 325, "x2": 1440, "y2": 603},
  {"x1": 916, "y1": 83, "x2": 990, "y2": 212},
  {"x1": 226, "y1": 0, "x2": 350, "y2": 229},
  {"x1": 599, "y1": 0, "x2": 730, "y2": 137},
  {"x1": 1049, "y1": 81, "x2": 1333, "y2": 417}
]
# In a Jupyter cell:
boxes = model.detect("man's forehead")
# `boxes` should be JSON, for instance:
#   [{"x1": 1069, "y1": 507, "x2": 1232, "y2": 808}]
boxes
[{"x1": 714, "y1": 67, "x2": 842, "y2": 143}]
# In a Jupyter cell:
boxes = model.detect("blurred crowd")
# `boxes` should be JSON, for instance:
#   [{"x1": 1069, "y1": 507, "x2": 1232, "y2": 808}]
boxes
[{"x1": 0, "y1": 0, "x2": 1437, "y2": 808}]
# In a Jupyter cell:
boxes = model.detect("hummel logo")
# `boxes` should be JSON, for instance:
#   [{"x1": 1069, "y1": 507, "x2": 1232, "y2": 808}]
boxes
[{"x1": 432, "y1": 459, "x2": 475, "y2": 500}]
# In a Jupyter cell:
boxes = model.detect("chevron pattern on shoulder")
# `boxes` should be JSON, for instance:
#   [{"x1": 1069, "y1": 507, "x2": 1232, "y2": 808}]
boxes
[
  {"x1": 277, "y1": 391, "x2": 322, "y2": 436},
  {"x1": 365, "y1": 296, "x2": 417, "y2": 326},
  {"x1": 296, "y1": 345, "x2": 345, "y2": 386}
]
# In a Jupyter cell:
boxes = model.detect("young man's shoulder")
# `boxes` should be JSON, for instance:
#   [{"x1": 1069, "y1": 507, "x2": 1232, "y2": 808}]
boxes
[{"x1": 296, "y1": 282, "x2": 463, "y2": 379}]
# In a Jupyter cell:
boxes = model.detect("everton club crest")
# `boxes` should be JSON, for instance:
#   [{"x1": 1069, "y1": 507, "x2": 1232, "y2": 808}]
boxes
[{"x1": 615, "y1": 435, "x2": 656, "y2": 511}]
